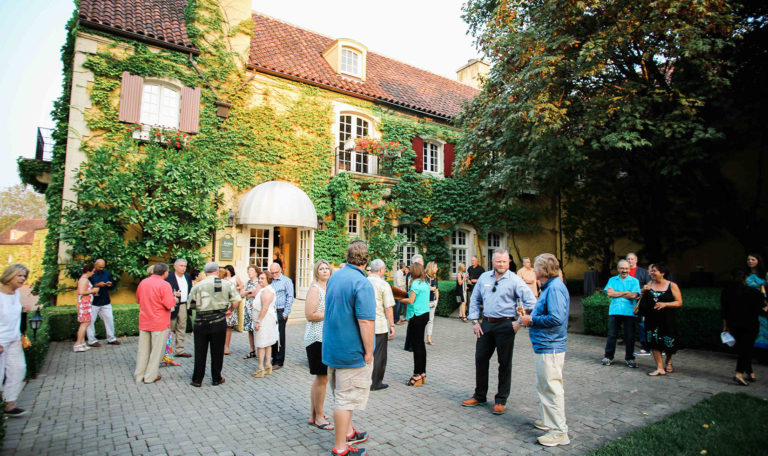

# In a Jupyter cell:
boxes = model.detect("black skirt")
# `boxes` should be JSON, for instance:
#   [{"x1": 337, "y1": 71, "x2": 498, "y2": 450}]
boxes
[{"x1": 305, "y1": 341, "x2": 327, "y2": 376}]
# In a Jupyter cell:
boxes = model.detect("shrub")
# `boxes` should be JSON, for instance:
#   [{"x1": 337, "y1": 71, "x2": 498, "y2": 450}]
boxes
[
  {"x1": 582, "y1": 287, "x2": 724, "y2": 350},
  {"x1": 436, "y1": 280, "x2": 459, "y2": 317},
  {"x1": 46, "y1": 304, "x2": 141, "y2": 341}
]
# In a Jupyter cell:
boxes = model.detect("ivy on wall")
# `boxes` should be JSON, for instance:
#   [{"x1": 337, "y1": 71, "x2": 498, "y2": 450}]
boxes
[{"x1": 32, "y1": 0, "x2": 541, "y2": 303}]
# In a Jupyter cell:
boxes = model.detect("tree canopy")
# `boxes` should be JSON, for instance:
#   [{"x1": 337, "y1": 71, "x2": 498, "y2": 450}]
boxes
[{"x1": 459, "y1": 0, "x2": 766, "y2": 271}]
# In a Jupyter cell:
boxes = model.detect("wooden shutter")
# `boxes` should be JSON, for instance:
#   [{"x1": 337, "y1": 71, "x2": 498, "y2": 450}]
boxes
[
  {"x1": 117, "y1": 72, "x2": 143, "y2": 123},
  {"x1": 412, "y1": 136, "x2": 424, "y2": 173},
  {"x1": 179, "y1": 86, "x2": 201, "y2": 134},
  {"x1": 444, "y1": 143, "x2": 455, "y2": 177}
]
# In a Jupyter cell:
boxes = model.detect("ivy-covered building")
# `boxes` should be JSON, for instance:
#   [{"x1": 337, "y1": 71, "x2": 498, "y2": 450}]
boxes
[{"x1": 21, "y1": 0, "x2": 575, "y2": 315}]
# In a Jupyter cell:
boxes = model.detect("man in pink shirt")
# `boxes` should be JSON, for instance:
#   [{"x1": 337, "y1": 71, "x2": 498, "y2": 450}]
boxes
[{"x1": 134, "y1": 263, "x2": 176, "y2": 384}]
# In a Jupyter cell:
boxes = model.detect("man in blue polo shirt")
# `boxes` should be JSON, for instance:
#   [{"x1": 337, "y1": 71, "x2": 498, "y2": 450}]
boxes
[
  {"x1": 601, "y1": 259, "x2": 641, "y2": 368},
  {"x1": 323, "y1": 241, "x2": 376, "y2": 456}
]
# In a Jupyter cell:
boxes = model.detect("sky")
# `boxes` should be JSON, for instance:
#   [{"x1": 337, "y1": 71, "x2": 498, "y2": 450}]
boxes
[{"x1": 0, "y1": 0, "x2": 481, "y2": 188}]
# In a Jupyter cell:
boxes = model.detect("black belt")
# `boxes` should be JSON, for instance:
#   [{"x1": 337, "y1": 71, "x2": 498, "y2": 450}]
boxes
[
  {"x1": 484, "y1": 316, "x2": 517, "y2": 323},
  {"x1": 277, "y1": 308, "x2": 285, "y2": 312}
]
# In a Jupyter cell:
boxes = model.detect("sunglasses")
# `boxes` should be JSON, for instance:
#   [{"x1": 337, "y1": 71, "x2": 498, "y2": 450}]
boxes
[{"x1": 492, "y1": 280, "x2": 498, "y2": 292}]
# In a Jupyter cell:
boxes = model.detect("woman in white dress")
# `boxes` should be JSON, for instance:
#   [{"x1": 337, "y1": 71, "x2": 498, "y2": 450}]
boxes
[
  {"x1": 252, "y1": 270, "x2": 278, "y2": 378},
  {"x1": 304, "y1": 260, "x2": 333, "y2": 430}
]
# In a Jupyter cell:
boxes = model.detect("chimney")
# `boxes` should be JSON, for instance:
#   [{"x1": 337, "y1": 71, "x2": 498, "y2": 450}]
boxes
[{"x1": 456, "y1": 59, "x2": 489, "y2": 90}]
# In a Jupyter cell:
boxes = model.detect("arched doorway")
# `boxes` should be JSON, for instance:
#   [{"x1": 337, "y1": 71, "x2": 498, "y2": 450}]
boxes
[{"x1": 236, "y1": 181, "x2": 317, "y2": 299}]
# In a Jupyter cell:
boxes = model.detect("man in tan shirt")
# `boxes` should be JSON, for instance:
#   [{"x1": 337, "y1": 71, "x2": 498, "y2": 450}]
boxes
[{"x1": 367, "y1": 259, "x2": 396, "y2": 391}]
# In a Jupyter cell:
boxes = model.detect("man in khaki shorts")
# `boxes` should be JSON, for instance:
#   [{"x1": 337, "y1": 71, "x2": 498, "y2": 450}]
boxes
[{"x1": 322, "y1": 241, "x2": 376, "y2": 456}]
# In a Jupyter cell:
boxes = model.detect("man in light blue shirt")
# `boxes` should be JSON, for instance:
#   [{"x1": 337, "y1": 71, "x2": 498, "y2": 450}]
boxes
[
  {"x1": 269, "y1": 262, "x2": 294, "y2": 369},
  {"x1": 461, "y1": 249, "x2": 537, "y2": 415},
  {"x1": 601, "y1": 259, "x2": 641, "y2": 368}
]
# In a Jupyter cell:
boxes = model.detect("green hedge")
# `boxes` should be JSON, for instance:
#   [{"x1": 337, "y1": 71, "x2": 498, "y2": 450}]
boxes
[
  {"x1": 583, "y1": 288, "x2": 723, "y2": 350},
  {"x1": 436, "y1": 280, "x2": 460, "y2": 317},
  {"x1": 47, "y1": 304, "x2": 141, "y2": 341}
]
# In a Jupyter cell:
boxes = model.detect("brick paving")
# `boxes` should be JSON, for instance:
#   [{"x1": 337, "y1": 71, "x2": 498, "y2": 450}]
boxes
[{"x1": 3, "y1": 316, "x2": 767, "y2": 455}]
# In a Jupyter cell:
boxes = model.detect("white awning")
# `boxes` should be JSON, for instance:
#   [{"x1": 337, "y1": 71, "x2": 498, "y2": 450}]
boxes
[{"x1": 237, "y1": 181, "x2": 317, "y2": 229}]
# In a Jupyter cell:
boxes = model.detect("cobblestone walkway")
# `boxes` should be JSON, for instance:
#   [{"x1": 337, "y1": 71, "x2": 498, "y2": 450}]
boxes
[{"x1": 3, "y1": 317, "x2": 767, "y2": 455}]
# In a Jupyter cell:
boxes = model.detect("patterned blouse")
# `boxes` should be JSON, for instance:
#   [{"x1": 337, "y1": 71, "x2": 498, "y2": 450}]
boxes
[{"x1": 303, "y1": 283, "x2": 325, "y2": 347}]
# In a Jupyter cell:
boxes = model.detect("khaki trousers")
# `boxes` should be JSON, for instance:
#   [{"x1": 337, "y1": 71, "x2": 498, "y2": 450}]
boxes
[
  {"x1": 134, "y1": 329, "x2": 169, "y2": 383},
  {"x1": 172, "y1": 303, "x2": 187, "y2": 354},
  {"x1": 535, "y1": 352, "x2": 568, "y2": 433}
]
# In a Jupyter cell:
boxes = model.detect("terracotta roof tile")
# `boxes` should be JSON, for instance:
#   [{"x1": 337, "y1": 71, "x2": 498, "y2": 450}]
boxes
[
  {"x1": 79, "y1": 0, "x2": 196, "y2": 51},
  {"x1": 0, "y1": 219, "x2": 46, "y2": 246},
  {"x1": 249, "y1": 13, "x2": 478, "y2": 120}
]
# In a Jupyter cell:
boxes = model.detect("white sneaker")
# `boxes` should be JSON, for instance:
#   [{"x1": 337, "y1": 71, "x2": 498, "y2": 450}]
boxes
[
  {"x1": 73, "y1": 344, "x2": 86, "y2": 352},
  {"x1": 83, "y1": 344, "x2": 91, "y2": 351},
  {"x1": 537, "y1": 432, "x2": 570, "y2": 447},
  {"x1": 533, "y1": 420, "x2": 550, "y2": 431}
]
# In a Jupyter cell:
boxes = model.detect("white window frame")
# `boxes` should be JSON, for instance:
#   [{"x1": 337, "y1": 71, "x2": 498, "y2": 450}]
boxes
[
  {"x1": 451, "y1": 229, "x2": 469, "y2": 276},
  {"x1": 422, "y1": 138, "x2": 444, "y2": 176},
  {"x1": 347, "y1": 212, "x2": 360, "y2": 236},
  {"x1": 139, "y1": 81, "x2": 181, "y2": 129},
  {"x1": 397, "y1": 225, "x2": 418, "y2": 265},
  {"x1": 486, "y1": 232, "x2": 502, "y2": 270},
  {"x1": 338, "y1": 113, "x2": 371, "y2": 174},
  {"x1": 341, "y1": 47, "x2": 362, "y2": 77}
]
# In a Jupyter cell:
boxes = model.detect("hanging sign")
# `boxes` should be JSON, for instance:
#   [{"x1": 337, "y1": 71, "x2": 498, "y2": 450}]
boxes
[{"x1": 219, "y1": 234, "x2": 234, "y2": 260}]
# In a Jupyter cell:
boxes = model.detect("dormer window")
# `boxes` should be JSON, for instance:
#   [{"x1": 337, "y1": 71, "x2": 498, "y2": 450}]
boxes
[
  {"x1": 341, "y1": 48, "x2": 361, "y2": 77},
  {"x1": 322, "y1": 39, "x2": 368, "y2": 81}
]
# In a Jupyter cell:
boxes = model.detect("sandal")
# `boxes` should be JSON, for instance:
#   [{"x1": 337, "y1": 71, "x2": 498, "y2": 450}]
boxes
[
  {"x1": 648, "y1": 370, "x2": 666, "y2": 376},
  {"x1": 312, "y1": 421, "x2": 335, "y2": 430},
  {"x1": 733, "y1": 375, "x2": 749, "y2": 386},
  {"x1": 252, "y1": 369, "x2": 265, "y2": 378},
  {"x1": 405, "y1": 375, "x2": 424, "y2": 387},
  {"x1": 308, "y1": 415, "x2": 331, "y2": 425},
  {"x1": 748, "y1": 373, "x2": 757, "y2": 382},
  {"x1": 163, "y1": 361, "x2": 181, "y2": 366},
  {"x1": 244, "y1": 351, "x2": 256, "y2": 359},
  {"x1": 665, "y1": 363, "x2": 674, "y2": 373}
]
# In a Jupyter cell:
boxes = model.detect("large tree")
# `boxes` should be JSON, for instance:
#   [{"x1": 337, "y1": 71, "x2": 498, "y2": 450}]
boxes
[
  {"x1": 0, "y1": 184, "x2": 48, "y2": 219},
  {"x1": 458, "y1": 0, "x2": 756, "y2": 270}
]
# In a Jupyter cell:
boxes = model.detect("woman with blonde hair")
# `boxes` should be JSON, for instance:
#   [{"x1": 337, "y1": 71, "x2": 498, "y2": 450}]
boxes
[
  {"x1": 455, "y1": 263, "x2": 469, "y2": 322},
  {"x1": 304, "y1": 260, "x2": 334, "y2": 429},
  {"x1": 425, "y1": 261, "x2": 440, "y2": 345},
  {"x1": 0, "y1": 264, "x2": 31, "y2": 417},
  {"x1": 74, "y1": 263, "x2": 99, "y2": 352}
]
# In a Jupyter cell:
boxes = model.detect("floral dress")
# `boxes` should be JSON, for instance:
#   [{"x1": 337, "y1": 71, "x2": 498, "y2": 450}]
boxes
[
  {"x1": 638, "y1": 283, "x2": 679, "y2": 353},
  {"x1": 77, "y1": 289, "x2": 93, "y2": 323},
  {"x1": 242, "y1": 279, "x2": 259, "y2": 331},
  {"x1": 225, "y1": 277, "x2": 240, "y2": 327}
]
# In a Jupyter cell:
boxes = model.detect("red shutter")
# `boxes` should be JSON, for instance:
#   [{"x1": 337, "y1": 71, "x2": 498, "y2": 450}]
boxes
[
  {"x1": 117, "y1": 72, "x2": 143, "y2": 123},
  {"x1": 412, "y1": 136, "x2": 423, "y2": 173},
  {"x1": 179, "y1": 86, "x2": 201, "y2": 134},
  {"x1": 444, "y1": 143, "x2": 455, "y2": 177}
]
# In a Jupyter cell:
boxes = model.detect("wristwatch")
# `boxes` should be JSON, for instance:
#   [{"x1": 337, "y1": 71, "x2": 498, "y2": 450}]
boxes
[{"x1": 472, "y1": 319, "x2": 480, "y2": 326}]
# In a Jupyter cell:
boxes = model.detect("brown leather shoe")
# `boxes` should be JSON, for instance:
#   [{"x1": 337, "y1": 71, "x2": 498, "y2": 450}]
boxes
[
  {"x1": 176, "y1": 353, "x2": 192, "y2": 358},
  {"x1": 107, "y1": 340, "x2": 121, "y2": 345},
  {"x1": 87, "y1": 342, "x2": 102, "y2": 347},
  {"x1": 493, "y1": 404, "x2": 506, "y2": 415},
  {"x1": 272, "y1": 365, "x2": 283, "y2": 370},
  {"x1": 212, "y1": 377, "x2": 226, "y2": 386},
  {"x1": 461, "y1": 397, "x2": 488, "y2": 407}
]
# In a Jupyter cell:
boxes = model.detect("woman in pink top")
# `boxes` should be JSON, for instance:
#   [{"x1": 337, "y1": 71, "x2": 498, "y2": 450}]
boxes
[
  {"x1": 517, "y1": 257, "x2": 539, "y2": 298},
  {"x1": 75, "y1": 263, "x2": 99, "y2": 352}
]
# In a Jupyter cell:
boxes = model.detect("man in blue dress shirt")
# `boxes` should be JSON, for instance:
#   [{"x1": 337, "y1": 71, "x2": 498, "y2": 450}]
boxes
[
  {"x1": 461, "y1": 248, "x2": 536, "y2": 415},
  {"x1": 87, "y1": 259, "x2": 120, "y2": 347},
  {"x1": 601, "y1": 259, "x2": 641, "y2": 368},
  {"x1": 269, "y1": 262, "x2": 294, "y2": 369}
]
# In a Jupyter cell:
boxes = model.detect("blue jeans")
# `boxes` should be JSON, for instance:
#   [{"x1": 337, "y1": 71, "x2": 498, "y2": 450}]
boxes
[
  {"x1": 638, "y1": 317, "x2": 649, "y2": 351},
  {"x1": 604, "y1": 315, "x2": 636, "y2": 361},
  {"x1": 393, "y1": 300, "x2": 403, "y2": 322}
]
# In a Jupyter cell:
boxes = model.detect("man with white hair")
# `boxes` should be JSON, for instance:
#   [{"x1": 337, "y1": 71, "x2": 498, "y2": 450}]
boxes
[
  {"x1": 368, "y1": 259, "x2": 396, "y2": 391},
  {"x1": 270, "y1": 262, "x2": 294, "y2": 370},
  {"x1": 601, "y1": 259, "x2": 641, "y2": 368},
  {"x1": 626, "y1": 253, "x2": 651, "y2": 356},
  {"x1": 165, "y1": 258, "x2": 193, "y2": 357}
]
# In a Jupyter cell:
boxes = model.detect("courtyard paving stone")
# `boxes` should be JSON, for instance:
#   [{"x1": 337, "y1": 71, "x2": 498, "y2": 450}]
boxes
[{"x1": 3, "y1": 316, "x2": 766, "y2": 455}]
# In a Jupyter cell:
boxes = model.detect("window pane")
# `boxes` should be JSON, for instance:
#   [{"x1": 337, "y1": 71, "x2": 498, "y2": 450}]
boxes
[{"x1": 341, "y1": 48, "x2": 360, "y2": 75}]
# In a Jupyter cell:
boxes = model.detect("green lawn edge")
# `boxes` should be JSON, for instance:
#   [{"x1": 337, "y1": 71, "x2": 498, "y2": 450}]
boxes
[{"x1": 587, "y1": 392, "x2": 768, "y2": 456}]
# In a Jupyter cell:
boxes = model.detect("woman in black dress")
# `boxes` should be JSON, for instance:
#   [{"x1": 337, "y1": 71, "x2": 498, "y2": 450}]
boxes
[
  {"x1": 638, "y1": 263, "x2": 683, "y2": 376},
  {"x1": 721, "y1": 268, "x2": 768, "y2": 385}
]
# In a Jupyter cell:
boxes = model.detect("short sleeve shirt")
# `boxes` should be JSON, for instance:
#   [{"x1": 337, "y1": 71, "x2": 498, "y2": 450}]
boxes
[
  {"x1": 322, "y1": 264, "x2": 376, "y2": 368},
  {"x1": 407, "y1": 280, "x2": 431, "y2": 319},
  {"x1": 604, "y1": 275, "x2": 641, "y2": 316},
  {"x1": 368, "y1": 275, "x2": 395, "y2": 334}
]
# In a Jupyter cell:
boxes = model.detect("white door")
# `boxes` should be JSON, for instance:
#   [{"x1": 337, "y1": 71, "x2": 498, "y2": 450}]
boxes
[
  {"x1": 296, "y1": 228, "x2": 314, "y2": 299},
  {"x1": 244, "y1": 227, "x2": 274, "y2": 272}
]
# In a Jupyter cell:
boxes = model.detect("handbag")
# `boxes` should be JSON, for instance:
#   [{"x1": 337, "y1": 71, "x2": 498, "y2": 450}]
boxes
[{"x1": 720, "y1": 331, "x2": 736, "y2": 347}]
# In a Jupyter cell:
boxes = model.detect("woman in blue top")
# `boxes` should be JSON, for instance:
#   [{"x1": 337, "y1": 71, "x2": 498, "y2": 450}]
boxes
[
  {"x1": 746, "y1": 254, "x2": 767, "y2": 290},
  {"x1": 399, "y1": 262, "x2": 431, "y2": 386}
]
